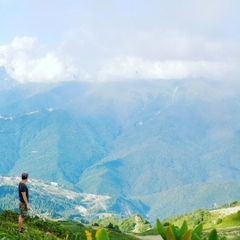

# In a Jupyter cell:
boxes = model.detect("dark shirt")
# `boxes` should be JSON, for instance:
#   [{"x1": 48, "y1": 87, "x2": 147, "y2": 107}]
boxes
[{"x1": 18, "y1": 182, "x2": 29, "y2": 203}]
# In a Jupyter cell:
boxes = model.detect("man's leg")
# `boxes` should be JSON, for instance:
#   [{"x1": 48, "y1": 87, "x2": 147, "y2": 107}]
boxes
[
  {"x1": 18, "y1": 215, "x2": 24, "y2": 231},
  {"x1": 19, "y1": 202, "x2": 27, "y2": 232}
]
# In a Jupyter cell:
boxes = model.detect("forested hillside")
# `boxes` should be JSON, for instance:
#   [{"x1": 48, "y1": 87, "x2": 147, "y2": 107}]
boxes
[
  {"x1": 0, "y1": 177, "x2": 148, "y2": 223},
  {"x1": 1, "y1": 66, "x2": 240, "y2": 220}
]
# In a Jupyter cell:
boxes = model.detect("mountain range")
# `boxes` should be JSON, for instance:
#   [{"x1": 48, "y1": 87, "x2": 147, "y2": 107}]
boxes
[{"x1": 0, "y1": 66, "x2": 240, "y2": 222}]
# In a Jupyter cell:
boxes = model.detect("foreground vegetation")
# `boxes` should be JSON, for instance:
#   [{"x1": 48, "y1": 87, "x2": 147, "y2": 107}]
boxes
[
  {"x1": 136, "y1": 202, "x2": 240, "y2": 240},
  {"x1": 0, "y1": 210, "x2": 139, "y2": 240},
  {"x1": 1, "y1": 201, "x2": 240, "y2": 239}
]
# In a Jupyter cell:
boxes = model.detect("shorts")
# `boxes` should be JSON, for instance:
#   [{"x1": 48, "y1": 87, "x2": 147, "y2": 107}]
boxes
[{"x1": 19, "y1": 201, "x2": 28, "y2": 218}]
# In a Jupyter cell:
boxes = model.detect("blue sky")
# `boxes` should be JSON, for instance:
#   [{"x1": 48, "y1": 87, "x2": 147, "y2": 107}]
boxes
[{"x1": 0, "y1": 0, "x2": 239, "y2": 83}]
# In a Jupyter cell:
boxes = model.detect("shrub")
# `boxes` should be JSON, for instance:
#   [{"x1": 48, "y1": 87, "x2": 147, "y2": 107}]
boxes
[{"x1": 216, "y1": 218, "x2": 222, "y2": 224}]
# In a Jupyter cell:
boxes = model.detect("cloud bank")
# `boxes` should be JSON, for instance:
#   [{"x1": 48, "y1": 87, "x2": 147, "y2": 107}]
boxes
[
  {"x1": 0, "y1": 37, "x2": 77, "y2": 83},
  {"x1": 0, "y1": 0, "x2": 239, "y2": 83}
]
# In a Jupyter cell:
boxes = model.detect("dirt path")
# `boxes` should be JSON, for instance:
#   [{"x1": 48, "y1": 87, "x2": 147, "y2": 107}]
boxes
[
  {"x1": 128, "y1": 233, "x2": 163, "y2": 240},
  {"x1": 136, "y1": 236, "x2": 162, "y2": 240}
]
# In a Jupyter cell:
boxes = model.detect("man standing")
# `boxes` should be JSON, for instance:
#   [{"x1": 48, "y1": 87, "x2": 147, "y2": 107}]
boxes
[{"x1": 18, "y1": 172, "x2": 30, "y2": 233}]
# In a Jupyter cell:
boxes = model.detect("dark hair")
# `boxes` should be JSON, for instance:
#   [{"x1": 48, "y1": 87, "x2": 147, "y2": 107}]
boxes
[{"x1": 22, "y1": 172, "x2": 29, "y2": 180}]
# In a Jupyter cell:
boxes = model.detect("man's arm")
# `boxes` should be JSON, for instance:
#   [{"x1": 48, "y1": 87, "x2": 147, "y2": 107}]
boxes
[{"x1": 21, "y1": 192, "x2": 30, "y2": 210}]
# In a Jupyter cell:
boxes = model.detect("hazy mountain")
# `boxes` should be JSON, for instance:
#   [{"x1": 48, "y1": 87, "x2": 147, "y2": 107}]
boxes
[
  {"x1": 0, "y1": 66, "x2": 16, "y2": 91},
  {"x1": 0, "y1": 67, "x2": 240, "y2": 221},
  {"x1": 137, "y1": 181, "x2": 240, "y2": 221}
]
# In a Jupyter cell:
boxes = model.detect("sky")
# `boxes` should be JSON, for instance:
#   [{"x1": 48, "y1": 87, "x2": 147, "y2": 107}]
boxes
[{"x1": 0, "y1": 0, "x2": 239, "y2": 83}]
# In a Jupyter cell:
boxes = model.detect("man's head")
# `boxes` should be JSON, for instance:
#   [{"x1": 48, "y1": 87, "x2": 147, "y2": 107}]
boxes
[{"x1": 21, "y1": 172, "x2": 29, "y2": 180}]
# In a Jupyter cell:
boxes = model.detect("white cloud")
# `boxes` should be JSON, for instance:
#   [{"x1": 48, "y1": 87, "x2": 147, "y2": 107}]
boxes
[
  {"x1": 0, "y1": 34, "x2": 239, "y2": 83},
  {"x1": 97, "y1": 57, "x2": 240, "y2": 81},
  {"x1": 11, "y1": 36, "x2": 36, "y2": 50},
  {"x1": 0, "y1": 37, "x2": 78, "y2": 83},
  {"x1": 0, "y1": 0, "x2": 239, "y2": 84}
]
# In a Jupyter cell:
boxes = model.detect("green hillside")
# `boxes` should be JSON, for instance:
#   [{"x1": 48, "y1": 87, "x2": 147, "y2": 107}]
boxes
[
  {"x1": 90, "y1": 214, "x2": 151, "y2": 233},
  {"x1": 0, "y1": 178, "x2": 148, "y2": 223},
  {"x1": 141, "y1": 202, "x2": 240, "y2": 240},
  {"x1": 0, "y1": 210, "x2": 140, "y2": 240},
  {"x1": 137, "y1": 181, "x2": 240, "y2": 221}
]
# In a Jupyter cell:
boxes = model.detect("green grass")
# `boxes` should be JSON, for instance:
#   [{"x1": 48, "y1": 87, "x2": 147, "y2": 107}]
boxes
[
  {"x1": 0, "y1": 210, "x2": 141, "y2": 240},
  {"x1": 217, "y1": 212, "x2": 240, "y2": 227},
  {"x1": 134, "y1": 227, "x2": 158, "y2": 236}
]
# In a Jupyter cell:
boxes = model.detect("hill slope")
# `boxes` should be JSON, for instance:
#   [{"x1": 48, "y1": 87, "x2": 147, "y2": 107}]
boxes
[{"x1": 0, "y1": 176, "x2": 148, "y2": 223}]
